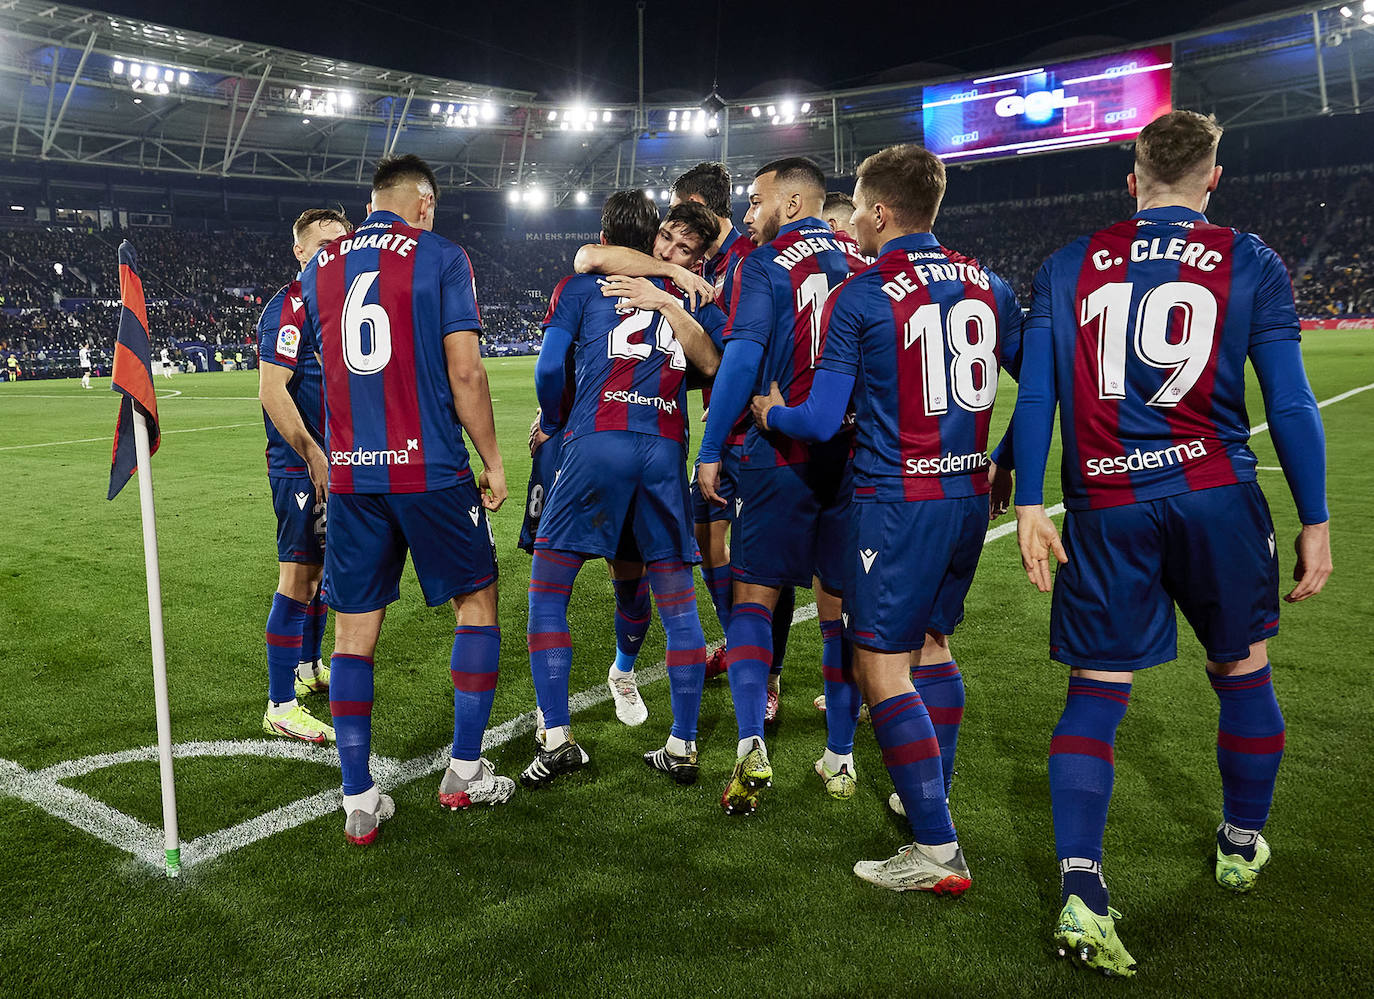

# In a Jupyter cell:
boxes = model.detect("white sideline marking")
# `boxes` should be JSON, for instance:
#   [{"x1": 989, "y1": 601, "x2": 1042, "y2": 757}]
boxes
[
  {"x1": 1, "y1": 378, "x2": 1367, "y2": 872},
  {"x1": 0, "y1": 422, "x2": 259, "y2": 451}
]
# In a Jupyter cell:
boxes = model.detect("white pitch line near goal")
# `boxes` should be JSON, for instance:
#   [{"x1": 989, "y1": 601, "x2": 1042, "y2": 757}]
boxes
[
  {"x1": 0, "y1": 379, "x2": 1368, "y2": 873},
  {"x1": 0, "y1": 422, "x2": 260, "y2": 452}
]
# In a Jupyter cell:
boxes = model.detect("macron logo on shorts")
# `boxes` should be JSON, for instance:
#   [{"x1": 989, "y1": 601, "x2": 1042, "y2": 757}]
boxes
[
  {"x1": 294, "y1": 491, "x2": 310, "y2": 510},
  {"x1": 735, "y1": 497, "x2": 743, "y2": 517},
  {"x1": 468, "y1": 506, "x2": 480, "y2": 526},
  {"x1": 859, "y1": 548, "x2": 878, "y2": 574}
]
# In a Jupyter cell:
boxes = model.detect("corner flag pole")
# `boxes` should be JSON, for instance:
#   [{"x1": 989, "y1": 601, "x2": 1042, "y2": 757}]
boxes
[
  {"x1": 108, "y1": 239, "x2": 180, "y2": 878},
  {"x1": 131, "y1": 408, "x2": 181, "y2": 877}
]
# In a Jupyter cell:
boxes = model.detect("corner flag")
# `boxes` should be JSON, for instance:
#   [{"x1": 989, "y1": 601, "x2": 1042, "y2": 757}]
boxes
[
  {"x1": 108, "y1": 242, "x2": 160, "y2": 500},
  {"x1": 106, "y1": 239, "x2": 181, "y2": 878}
]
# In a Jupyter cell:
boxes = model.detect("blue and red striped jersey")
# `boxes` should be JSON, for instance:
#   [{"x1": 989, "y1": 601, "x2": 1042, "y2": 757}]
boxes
[
  {"x1": 542, "y1": 274, "x2": 726, "y2": 447},
  {"x1": 1029, "y1": 206, "x2": 1300, "y2": 511},
  {"x1": 257, "y1": 278, "x2": 324, "y2": 478},
  {"x1": 298, "y1": 209, "x2": 482, "y2": 495},
  {"x1": 724, "y1": 217, "x2": 853, "y2": 466},
  {"x1": 706, "y1": 225, "x2": 755, "y2": 307},
  {"x1": 818, "y1": 232, "x2": 1023, "y2": 501},
  {"x1": 832, "y1": 229, "x2": 874, "y2": 270}
]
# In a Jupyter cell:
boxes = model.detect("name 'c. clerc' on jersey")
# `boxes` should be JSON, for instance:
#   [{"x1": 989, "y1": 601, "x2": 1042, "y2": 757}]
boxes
[
  {"x1": 1027, "y1": 206, "x2": 1300, "y2": 511},
  {"x1": 298, "y1": 209, "x2": 482, "y2": 494},
  {"x1": 817, "y1": 232, "x2": 1024, "y2": 502},
  {"x1": 541, "y1": 274, "x2": 726, "y2": 447},
  {"x1": 256, "y1": 278, "x2": 324, "y2": 477}
]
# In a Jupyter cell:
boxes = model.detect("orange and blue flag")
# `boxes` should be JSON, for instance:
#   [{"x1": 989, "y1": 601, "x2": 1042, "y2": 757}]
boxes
[{"x1": 108, "y1": 241, "x2": 160, "y2": 500}]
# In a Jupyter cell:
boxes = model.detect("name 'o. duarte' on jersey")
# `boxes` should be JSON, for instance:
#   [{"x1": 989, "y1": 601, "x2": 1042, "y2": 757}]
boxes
[
  {"x1": 108, "y1": 240, "x2": 161, "y2": 501},
  {"x1": 297, "y1": 209, "x2": 482, "y2": 494},
  {"x1": 1026, "y1": 207, "x2": 1301, "y2": 511},
  {"x1": 255, "y1": 278, "x2": 325, "y2": 477},
  {"x1": 816, "y1": 232, "x2": 1024, "y2": 502},
  {"x1": 540, "y1": 274, "x2": 725, "y2": 447},
  {"x1": 703, "y1": 219, "x2": 854, "y2": 467}
]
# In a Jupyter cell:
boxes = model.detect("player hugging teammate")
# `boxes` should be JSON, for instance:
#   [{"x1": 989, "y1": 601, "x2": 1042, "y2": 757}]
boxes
[{"x1": 268, "y1": 109, "x2": 1330, "y2": 978}]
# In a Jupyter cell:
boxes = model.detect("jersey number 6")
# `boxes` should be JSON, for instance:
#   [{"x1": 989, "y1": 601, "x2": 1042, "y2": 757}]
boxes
[{"x1": 342, "y1": 271, "x2": 393, "y2": 375}]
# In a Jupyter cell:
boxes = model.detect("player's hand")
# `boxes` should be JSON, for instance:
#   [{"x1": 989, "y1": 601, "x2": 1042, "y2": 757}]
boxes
[
  {"x1": 529, "y1": 410, "x2": 550, "y2": 456},
  {"x1": 670, "y1": 266, "x2": 715, "y2": 311},
  {"x1": 1286, "y1": 521, "x2": 1332, "y2": 602},
  {"x1": 1015, "y1": 504, "x2": 1067, "y2": 593},
  {"x1": 750, "y1": 381, "x2": 786, "y2": 430},
  {"x1": 988, "y1": 461, "x2": 1012, "y2": 520},
  {"x1": 478, "y1": 465, "x2": 507, "y2": 512},
  {"x1": 601, "y1": 275, "x2": 674, "y2": 313},
  {"x1": 306, "y1": 446, "x2": 330, "y2": 506},
  {"x1": 696, "y1": 460, "x2": 724, "y2": 506}
]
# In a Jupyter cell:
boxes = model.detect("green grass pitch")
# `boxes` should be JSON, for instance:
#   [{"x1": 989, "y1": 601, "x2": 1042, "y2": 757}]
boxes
[{"x1": 0, "y1": 334, "x2": 1370, "y2": 997}]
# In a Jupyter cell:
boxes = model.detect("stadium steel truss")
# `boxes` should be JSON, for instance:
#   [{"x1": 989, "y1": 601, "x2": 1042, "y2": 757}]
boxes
[{"x1": 0, "y1": 0, "x2": 1371, "y2": 203}]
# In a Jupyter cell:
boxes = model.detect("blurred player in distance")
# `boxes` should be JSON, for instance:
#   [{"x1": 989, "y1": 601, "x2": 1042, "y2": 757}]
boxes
[
  {"x1": 696, "y1": 157, "x2": 863, "y2": 814},
  {"x1": 298, "y1": 154, "x2": 515, "y2": 845},
  {"x1": 79, "y1": 341, "x2": 91, "y2": 388},
  {"x1": 671, "y1": 162, "x2": 799, "y2": 699},
  {"x1": 754, "y1": 143, "x2": 1024, "y2": 892},
  {"x1": 256, "y1": 207, "x2": 351, "y2": 745},
  {"x1": 1013, "y1": 110, "x2": 1332, "y2": 976},
  {"x1": 524, "y1": 191, "x2": 722, "y2": 788}
]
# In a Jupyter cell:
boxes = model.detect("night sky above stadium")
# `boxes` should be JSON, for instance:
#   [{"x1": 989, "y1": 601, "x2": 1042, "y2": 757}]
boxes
[{"x1": 99, "y1": 0, "x2": 1297, "y2": 99}]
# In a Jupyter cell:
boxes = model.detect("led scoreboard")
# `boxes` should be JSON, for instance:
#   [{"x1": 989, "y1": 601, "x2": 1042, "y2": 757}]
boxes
[{"x1": 922, "y1": 45, "x2": 1173, "y2": 163}]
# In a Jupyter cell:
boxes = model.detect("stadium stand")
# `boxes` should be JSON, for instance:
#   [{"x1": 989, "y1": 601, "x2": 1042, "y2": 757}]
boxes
[{"x1": 0, "y1": 167, "x2": 1369, "y2": 378}]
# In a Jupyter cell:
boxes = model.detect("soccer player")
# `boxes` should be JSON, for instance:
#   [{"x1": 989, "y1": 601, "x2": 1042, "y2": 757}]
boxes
[
  {"x1": 823, "y1": 191, "x2": 871, "y2": 268},
  {"x1": 523, "y1": 191, "x2": 723, "y2": 788},
  {"x1": 256, "y1": 207, "x2": 351, "y2": 744},
  {"x1": 753, "y1": 143, "x2": 1023, "y2": 891},
  {"x1": 670, "y1": 162, "x2": 797, "y2": 701},
  {"x1": 1012, "y1": 110, "x2": 1332, "y2": 976},
  {"x1": 79, "y1": 342, "x2": 91, "y2": 389},
  {"x1": 298, "y1": 154, "x2": 516, "y2": 845},
  {"x1": 696, "y1": 157, "x2": 863, "y2": 814},
  {"x1": 521, "y1": 203, "x2": 719, "y2": 733},
  {"x1": 159, "y1": 346, "x2": 174, "y2": 379}
]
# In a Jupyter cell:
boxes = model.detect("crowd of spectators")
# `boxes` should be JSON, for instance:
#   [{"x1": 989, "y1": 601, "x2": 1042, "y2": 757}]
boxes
[{"x1": 1, "y1": 166, "x2": 1369, "y2": 379}]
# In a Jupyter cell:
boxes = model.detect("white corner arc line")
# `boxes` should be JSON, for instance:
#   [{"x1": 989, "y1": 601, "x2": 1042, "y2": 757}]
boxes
[
  {"x1": 2, "y1": 379, "x2": 1369, "y2": 872},
  {"x1": 0, "y1": 422, "x2": 260, "y2": 452}
]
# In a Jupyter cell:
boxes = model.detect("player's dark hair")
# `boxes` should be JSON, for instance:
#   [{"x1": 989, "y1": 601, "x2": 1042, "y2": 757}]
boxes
[
  {"x1": 672, "y1": 162, "x2": 732, "y2": 218},
  {"x1": 371, "y1": 154, "x2": 440, "y2": 202},
  {"x1": 663, "y1": 202, "x2": 721, "y2": 251},
  {"x1": 855, "y1": 144, "x2": 946, "y2": 230},
  {"x1": 292, "y1": 207, "x2": 352, "y2": 245},
  {"x1": 1134, "y1": 110, "x2": 1223, "y2": 185},
  {"x1": 755, "y1": 157, "x2": 827, "y2": 199},
  {"x1": 601, "y1": 190, "x2": 661, "y2": 254},
  {"x1": 824, "y1": 191, "x2": 855, "y2": 217}
]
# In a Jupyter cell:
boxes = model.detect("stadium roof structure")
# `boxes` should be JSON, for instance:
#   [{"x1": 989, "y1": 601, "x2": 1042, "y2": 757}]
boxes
[{"x1": 0, "y1": 0, "x2": 1371, "y2": 203}]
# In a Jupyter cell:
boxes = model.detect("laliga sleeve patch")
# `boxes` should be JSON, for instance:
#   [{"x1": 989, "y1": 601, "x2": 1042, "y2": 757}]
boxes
[{"x1": 276, "y1": 324, "x2": 301, "y2": 360}]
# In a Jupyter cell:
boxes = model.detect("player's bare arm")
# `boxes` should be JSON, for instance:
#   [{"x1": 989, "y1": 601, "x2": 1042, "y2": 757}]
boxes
[
  {"x1": 444, "y1": 330, "x2": 506, "y2": 511},
  {"x1": 574, "y1": 243, "x2": 714, "y2": 310},
  {"x1": 695, "y1": 460, "x2": 724, "y2": 506},
  {"x1": 258, "y1": 361, "x2": 329, "y2": 503},
  {"x1": 599, "y1": 275, "x2": 721, "y2": 376},
  {"x1": 1015, "y1": 504, "x2": 1067, "y2": 593}
]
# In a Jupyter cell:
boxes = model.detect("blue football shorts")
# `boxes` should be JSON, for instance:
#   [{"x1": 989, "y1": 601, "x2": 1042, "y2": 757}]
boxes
[
  {"x1": 269, "y1": 475, "x2": 325, "y2": 565},
  {"x1": 322, "y1": 476, "x2": 497, "y2": 613},
  {"x1": 1050, "y1": 481, "x2": 1281, "y2": 669},
  {"x1": 535, "y1": 430, "x2": 696, "y2": 565},
  {"x1": 731, "y1": 452, "x2": 851, "y2": 590},
  {"x1": 843, "y1": 494, "x2": 989, "y2": 652},
  {"x1": 691, "y1": 441, "x2": 741, "y2": 525}
]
